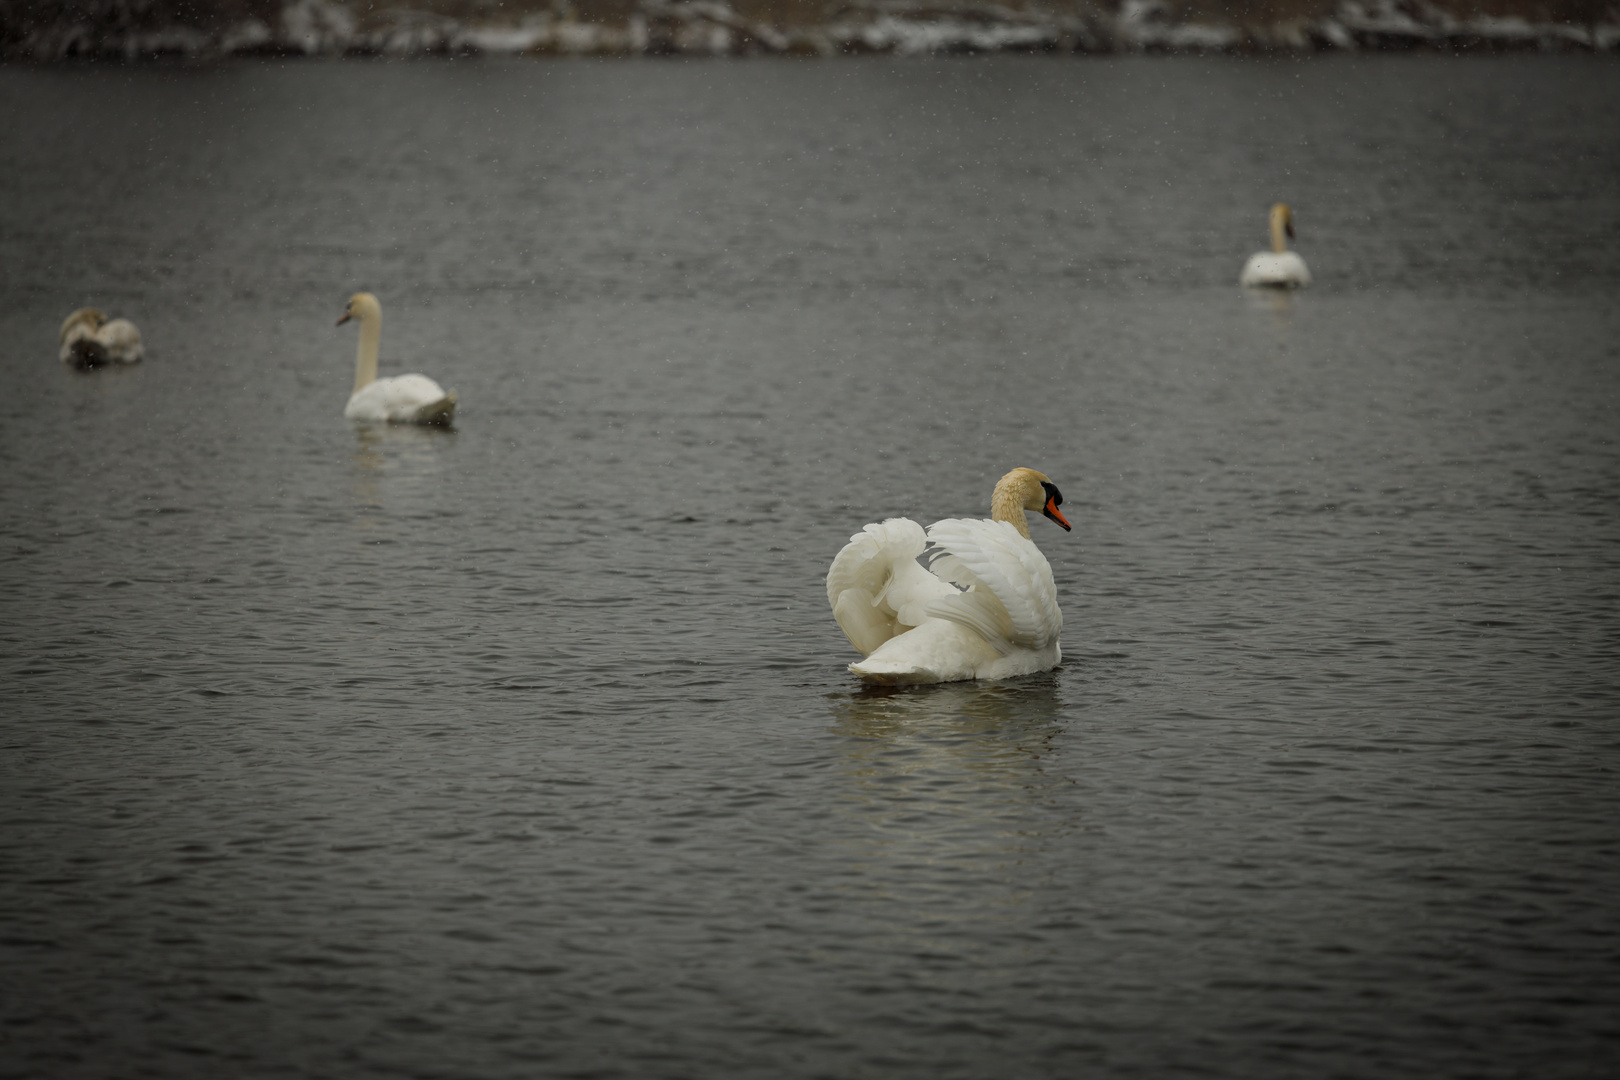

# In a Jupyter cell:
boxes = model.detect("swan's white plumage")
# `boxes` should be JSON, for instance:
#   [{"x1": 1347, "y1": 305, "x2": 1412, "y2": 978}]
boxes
[
  {"x1": 925, "y1": 518, "x2": 1062, "y2": 656},
  {"x1": 95, "y1": 318, "x2": 144, "y2": 363},
  {"x1": 1240, "y1": 251, "x2": 1311, "y2": 288},
  {"x1": 827, "y1": 518, "x2": 955, "y2": 657},
  {"x1": 827, "y1": 470, "x2": 1069, "y2": 686},
  {"x1": 344, "y1": 373, "x2": 457, "y2": 424}
]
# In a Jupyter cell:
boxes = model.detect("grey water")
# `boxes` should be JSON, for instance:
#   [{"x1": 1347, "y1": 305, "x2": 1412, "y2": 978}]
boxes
[{"x1": 2, "y1": 54, "x2": 1618, "y2": 1078}]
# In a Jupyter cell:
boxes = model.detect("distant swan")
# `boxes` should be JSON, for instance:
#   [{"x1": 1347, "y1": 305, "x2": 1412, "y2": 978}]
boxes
[
  {"x1": 1240, "y1": 203, "x2": 1311, "y2": 288},
  {"x1": 59, "y1": 308, "x2": 143, "y2": 369},
  {"x1": 827, "y1": 467, "x2": 1071, "y2": 685},
  {"x1": 337, "y1": 292, "x2": 457, "y2": 425}
]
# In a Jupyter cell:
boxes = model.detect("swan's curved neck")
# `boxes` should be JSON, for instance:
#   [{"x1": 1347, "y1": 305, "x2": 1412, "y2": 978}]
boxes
[
  {"x1": 1270, "y1": 214, "x2": 1289, "y2": 255},
  {"x1": 991, "y1": 478, "x2": 1033, "y2": 539},
  {"x1": 353, "y1": 312, "x2": 380, "y2": 394}
]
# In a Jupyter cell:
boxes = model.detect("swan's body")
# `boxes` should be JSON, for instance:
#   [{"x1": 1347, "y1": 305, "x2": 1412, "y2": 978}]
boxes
[
  {"x1": 827, "y1": 468, "x2": 1071, "y2": 686},
  {"x1": 1240, "y1": 203, "x2": 1311, "y2": 288},
  {"x1": 337, "y1": 292, "x2": 456, "y2": 425},
  {"x1": 59, "y1": 308, "x2": 143, "y2": 369}
]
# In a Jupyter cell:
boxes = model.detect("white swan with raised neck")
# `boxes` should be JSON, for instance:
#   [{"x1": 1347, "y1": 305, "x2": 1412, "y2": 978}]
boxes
[
  {"x1": 1240, "y1": 203, "x2": 1312, "y2": 289},
  {"x1": 826, "y1": 467, "x2": 1072, "y2": 685},
  {"x1": 337, "y1": 292, "x2": 457, "y2": 426}
]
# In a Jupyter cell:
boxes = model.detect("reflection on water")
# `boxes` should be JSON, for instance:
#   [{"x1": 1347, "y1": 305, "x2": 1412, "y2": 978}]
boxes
[
  {"x1": 1244, "y1": 285, "x2": 1297, "y2": 318},
  {"x1": 830, "y1": 675, "x2": 1062, "y2": 746},
  {"x1": 824, "y1": 677, "x2": 1076, "y2": 952},
  {"x1": 829, "y1": 677, "x2": 1074, "y2": 844},
  {"x1": 350, "y1": 422, "x2": 457, "y2": 510}
]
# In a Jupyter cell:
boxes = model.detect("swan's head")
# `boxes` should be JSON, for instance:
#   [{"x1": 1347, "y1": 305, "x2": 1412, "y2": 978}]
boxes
[
  {"x1": 337, "y1": 292, "x2": 382, "y2": 327},
  {"x1": 60, "y1": 307, "x2": 106, "y2": 342},
  {"x1": 995, "y1": 467, "x2": 1072, "y2": 533}
]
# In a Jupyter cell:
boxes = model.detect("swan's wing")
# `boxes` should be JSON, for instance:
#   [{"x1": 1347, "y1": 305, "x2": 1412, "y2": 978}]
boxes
[
  {"x1": 923, "y1": 517, "x2": 1061, "y2": 656},
  {"x1": 382, "y1": 374, "x2": 448, "y2": 408},
  {"x1": 356, "y1": 374, "x2": 453, "y2": 421},
  {"x1": 95, "y1": 318, "x2": 143, "y2": 363},
  {"x1": 827, "y1": 517, "x2": 955, "y2": 657}
]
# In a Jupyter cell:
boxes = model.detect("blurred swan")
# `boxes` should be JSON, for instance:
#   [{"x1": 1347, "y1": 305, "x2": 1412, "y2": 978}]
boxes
[
  {"x1": 337, "y1": 292, "x2": 457, "y2": 425},
  {"x1": 59, "y1": 308, "x2": 144, "y2": 369},
  {"x1": 1240, "y1": 203, "x2": 1311, "y2": 288},
  {"x1": 827, "y1": 467, "x2": 1071, "y2": 685}
]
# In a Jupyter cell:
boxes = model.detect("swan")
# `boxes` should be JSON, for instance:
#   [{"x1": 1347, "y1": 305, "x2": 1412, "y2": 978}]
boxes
[
  {"x1": 337, "y1": 292, "x2": 457, "y2": 425},
  {"x1": 827, "y1": 467, "x2": 1071, "y2": 686},
  {"x1": 1240, "y1": 203, "x2": 1311, "y2": 288},
  {"x1": 59, "y1": 308, "x2": 143, "y2": 369}
]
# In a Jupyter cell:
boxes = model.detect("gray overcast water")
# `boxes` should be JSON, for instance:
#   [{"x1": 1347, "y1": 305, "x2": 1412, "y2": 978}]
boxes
[{"x1": 2, "y1": 55, "x2": 1618, "y2": 1079}]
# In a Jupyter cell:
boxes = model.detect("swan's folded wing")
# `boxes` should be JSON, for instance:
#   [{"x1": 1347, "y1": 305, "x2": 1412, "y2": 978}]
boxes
[
  {"x1": 923, "y1": 518, "x2": 1061, "y2": 655},
  {"x1": 380, "y1": 374, "x2": 449, "y2": 410},
  {"x1": 827, "y1": 517, "x2": 953, "y2": 657},
  {"x1": 352, "y1": 374, "x2": 452, "y2": 421}
]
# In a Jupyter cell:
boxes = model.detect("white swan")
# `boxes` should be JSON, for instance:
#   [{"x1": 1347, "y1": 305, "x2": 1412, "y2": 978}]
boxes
[
  {"x1": 1240, "y1": 203, "x2": 1311, "y2": 288},
  {"x1": 337, "y1": 292, "x2": 457, "y2": 425},
  {"x1": 59, "y1": 308, "x2": 143, "y2": 369},
  {"x1": 827, "y1": 467, "x2": 1071, "y2": 685}
]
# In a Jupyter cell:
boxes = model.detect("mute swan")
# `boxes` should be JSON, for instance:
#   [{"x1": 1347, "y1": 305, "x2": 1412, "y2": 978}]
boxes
[
  {"x1": 337, "y1": 292, "x2": 457, "y2": 425},
  {"x1": 1240, "y1": 203, "x2": 1311, "y2": 288},
  {"x1": 827, "y1": 467, "x2": 1071, "y2": 686},
  {"x1": 59, "y1": 308, "x2": 143, "y2": 369}
]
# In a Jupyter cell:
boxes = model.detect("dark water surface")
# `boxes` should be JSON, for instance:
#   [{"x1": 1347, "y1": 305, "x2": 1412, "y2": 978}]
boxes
[{"x1": 2, "y1": 55, "x2": 1618, "y2": 1078}]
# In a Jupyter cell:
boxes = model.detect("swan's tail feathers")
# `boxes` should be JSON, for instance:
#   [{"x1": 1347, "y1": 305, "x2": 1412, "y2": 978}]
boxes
[
  {"x1": 412, "y1": 390, "x2": 457, "y2": 427},
  {"x1": 848, "y1": 657, "x2": 935, "y2": 686}
]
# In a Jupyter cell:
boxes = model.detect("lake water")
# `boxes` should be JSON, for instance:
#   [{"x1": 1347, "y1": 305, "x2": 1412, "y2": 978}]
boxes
[{"x1": 2, "y1": 54, "x2": 1618, "y2": 1078}]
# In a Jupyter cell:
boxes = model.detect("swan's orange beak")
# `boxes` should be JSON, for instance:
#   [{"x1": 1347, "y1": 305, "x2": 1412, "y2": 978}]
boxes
[
  {"x1": 1285, "y1": 220, "x2": 1296, "y2": 240},
  {"x1": 336, "y1": 312, "x2": 352, "y2": 326},
  {"x1": 1043, "y1": 497, "x2": 1071, "y2": 531}
]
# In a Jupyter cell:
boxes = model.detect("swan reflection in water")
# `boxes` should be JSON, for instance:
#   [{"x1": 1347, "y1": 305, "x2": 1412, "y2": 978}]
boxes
[
  {"x1": 1245, "y1": 283, "x2": 1296, "y2": 319},
  {"x1": 1244, "y1": 284, "x2": 1300, "y2": 361},
  {"x1": 831, "y1": 675, "x2": 1063, "y2": 749},
  {"x1": 828, "y1": 674, "x2": 1073, "y2": 834},
  {"x1": 350, "y1": 421, "x2": 457, "y2": 514},
  {"x1": 824, "y1": 675, "x2": 1077, "y2": 936}
]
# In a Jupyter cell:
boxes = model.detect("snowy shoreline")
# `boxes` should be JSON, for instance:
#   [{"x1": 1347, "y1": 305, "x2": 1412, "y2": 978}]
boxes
[{"x1": 6, "y1": 0, "x2": 1618, "y2": 61}]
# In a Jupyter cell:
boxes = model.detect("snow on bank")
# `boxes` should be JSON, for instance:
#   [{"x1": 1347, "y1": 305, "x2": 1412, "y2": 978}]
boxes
[{"x1": 5, "y1": 0, "x2": 1618, "y2": 60}]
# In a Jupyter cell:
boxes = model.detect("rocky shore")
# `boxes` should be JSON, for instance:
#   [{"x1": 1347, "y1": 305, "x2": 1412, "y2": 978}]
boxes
[{"x1": 4, "y1": 0, "x2": 1617, "y2": 60}]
